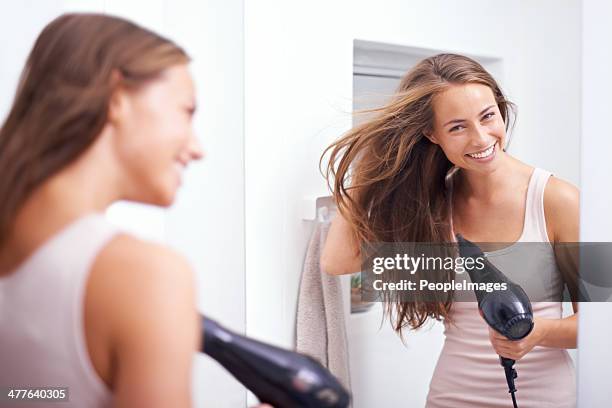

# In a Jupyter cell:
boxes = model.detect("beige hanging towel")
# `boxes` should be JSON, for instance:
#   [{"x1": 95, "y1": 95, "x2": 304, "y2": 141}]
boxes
[{"x1": 296, "y1": 217, "x2": 352, "y2": 396}]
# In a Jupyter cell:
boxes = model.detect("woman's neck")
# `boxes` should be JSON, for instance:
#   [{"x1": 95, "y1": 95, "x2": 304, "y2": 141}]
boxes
[
  {"x1": 456, "y1": 154, "x2": 528, "y2": 203},
  {"x1": 0, "y1": 138, "x2": 122, "y2": 274}
]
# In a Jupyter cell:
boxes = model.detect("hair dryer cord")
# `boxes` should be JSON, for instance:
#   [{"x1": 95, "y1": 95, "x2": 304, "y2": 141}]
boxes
[{"x1": 501, "y1": 357, "x2": 519, "y2": 408}]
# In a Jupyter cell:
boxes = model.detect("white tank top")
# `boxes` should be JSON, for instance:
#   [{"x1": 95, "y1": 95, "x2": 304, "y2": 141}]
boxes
[
  {"x1": 427, "y1": 168, "x2": 575, "y2": 408},
  {"x1": 0, "y1": 213, "x2": 117, "y2": 408},
  {"x1": 448, "y1": 167, "x2": 553, "y2": 242},
  {"x1": 448, "y1": 167, "x2": 565, "y2": 301}
]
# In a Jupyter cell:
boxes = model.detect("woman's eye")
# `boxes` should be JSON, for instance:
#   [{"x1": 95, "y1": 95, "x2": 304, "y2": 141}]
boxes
[
  {"x1": 482, "y1": 112, "x2": 495, "y2": 120},
  {"x1": 450, "y1": 125, "x2": 464, "y2": 133}
]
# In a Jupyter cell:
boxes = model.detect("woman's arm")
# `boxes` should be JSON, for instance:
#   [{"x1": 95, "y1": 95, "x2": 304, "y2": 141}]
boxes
[
  {"x1": 539, "y1": 175, "x2": 580, "y2": 346},
  {"x1": 320, "y1": 212, "x2": 362, "y2": 276},
  {"x1": 90, "y1": 236, "x2": 199, "y2": 408}
]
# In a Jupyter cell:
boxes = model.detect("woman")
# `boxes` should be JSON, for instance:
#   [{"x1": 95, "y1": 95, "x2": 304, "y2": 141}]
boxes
[
  {"x1": 321, "y1": 54, "x2": 578, "y2": 407},
  {"x1": 0, "y1": 13, "x2": 269, "y2": 408}
]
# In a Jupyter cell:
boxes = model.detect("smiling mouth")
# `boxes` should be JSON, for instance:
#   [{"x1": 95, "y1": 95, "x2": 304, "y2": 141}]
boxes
[{"x1": 466, "y1": 142, "x2": 496, "y2": 159}]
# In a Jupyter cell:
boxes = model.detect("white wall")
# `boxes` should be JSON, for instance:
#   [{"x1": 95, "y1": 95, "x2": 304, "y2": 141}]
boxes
[
  {"x1": 0, "y1": 1, "x2": 62, "y2": 119},
  {"x1": 103, "y1": 2, "x2": 248, "y2": 406},
  {"x1": 1, "y1": 2, "x2": 246, "y2": 407},
  {"x1": 245, "y1": 1, "x2": 581, "y2": 407},
  {"x1": 161, "y1": 2, "x2": 246, "y2": 407},
  {"x1": 2, "y1": 1, "x2": 589, "y2": 407},
  {"x1": 577, "y1": 1, "x2": 612, "y2": 407}
]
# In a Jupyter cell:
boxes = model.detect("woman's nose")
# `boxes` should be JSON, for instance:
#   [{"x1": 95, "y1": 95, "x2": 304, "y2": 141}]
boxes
[
  {"x1": 471, "y1": 124, "x2": 490, "y2": 146},
  {"x1": 188, "y1": 134, "x2": 205, "y2": 161}
]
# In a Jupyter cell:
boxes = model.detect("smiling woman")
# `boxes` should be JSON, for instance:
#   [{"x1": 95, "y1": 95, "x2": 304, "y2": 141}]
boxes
[
  {"x1": 321, "y1": 53, "x2": 579, "y2": 407},
  {"x1": 109, "y1": 64, "x2": 202, "y2": 205},
  {"x1": 426, "y1": 86, "x2": 505, "y2": 168},
  {"x1": 0, "y1": 13, "x2": 204, "y2": 408}
]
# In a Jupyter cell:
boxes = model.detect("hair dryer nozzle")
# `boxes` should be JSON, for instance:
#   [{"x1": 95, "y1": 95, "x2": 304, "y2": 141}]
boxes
[
  {"x1": 201, "y1": 316, "x2": 350, "y2": 408},
  {"x1": 455, "y1": 234, "x2": 534, "y2": 340}
]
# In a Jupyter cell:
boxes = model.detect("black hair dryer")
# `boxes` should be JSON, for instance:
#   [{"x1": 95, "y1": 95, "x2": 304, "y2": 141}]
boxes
[
  {"x1": 200, "y1": 316, "x2": 350, "y2": 408},
  {"x1": 456, "y1": 234, "x2": 534, "y2": 408}
]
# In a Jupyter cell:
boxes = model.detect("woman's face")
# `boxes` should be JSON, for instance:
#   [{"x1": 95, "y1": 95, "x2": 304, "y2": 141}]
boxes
[
  {"x1": 426, "y1": 83, "x2": 506, "y2": 174},
  {"x1": 111, "y1": 64, "x2": 203, "y2": 206}
]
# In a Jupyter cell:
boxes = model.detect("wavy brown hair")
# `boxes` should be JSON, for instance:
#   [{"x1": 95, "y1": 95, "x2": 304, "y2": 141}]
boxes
[
  {"x1": 0, "y1": 13, "x2": 189, "y2": 246},
  {"x1": 322, "y1": 53, "x2": 515, "y2": 337}
]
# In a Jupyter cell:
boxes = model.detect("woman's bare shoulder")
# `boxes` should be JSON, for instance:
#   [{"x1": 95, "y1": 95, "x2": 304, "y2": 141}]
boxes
[
  {"x1": 544, "y1": 175, "x2": 579, "y2": 242},
  {"x1": 89, "y1": 233, "x2": 197, "y2": 313},
  {"x1": 87, "y1": 233, "x2": 198, "y2": 348},
  {"x1": 544, "y1": 175, "x2": 579, "y2": 212},
  {"x1": 86, "y1": 235, "x2": 201, "y2": 407},
  {"x1": 88, "y1": 234, "x2": 195, "y2": 298},
  {"x1": 86, "y1": 234, "x2": 199, "y2": 405},
  {"x1": 95, "y1": 234, "x2": 193, "y2": 274}
]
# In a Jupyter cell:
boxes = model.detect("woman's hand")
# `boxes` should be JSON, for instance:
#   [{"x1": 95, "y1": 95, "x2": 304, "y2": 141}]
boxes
[{"x1": 488, "y1": 317, "x2": 555, "y2": 360}]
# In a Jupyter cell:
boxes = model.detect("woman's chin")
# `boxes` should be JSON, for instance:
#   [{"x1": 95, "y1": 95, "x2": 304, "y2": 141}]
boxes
[
  {"x1": 140, "y1": 187, "x2": 178, "y2": 207},
  {"x1": 156, "y1": 197, "x2": 176, "y2": 207},
  {"x1": 157, "y1": 190, "x2": 178, "y2": 207}
]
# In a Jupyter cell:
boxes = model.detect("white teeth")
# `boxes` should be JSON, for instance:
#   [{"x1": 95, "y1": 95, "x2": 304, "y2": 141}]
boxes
[{"x1": 468, "y1": 144, "x2": 495, "y2": 159}]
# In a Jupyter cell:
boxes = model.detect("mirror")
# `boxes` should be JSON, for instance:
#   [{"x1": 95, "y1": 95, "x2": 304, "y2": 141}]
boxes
[{"x1": 340, "y1": 24, "x2": 581, "y2": 408}]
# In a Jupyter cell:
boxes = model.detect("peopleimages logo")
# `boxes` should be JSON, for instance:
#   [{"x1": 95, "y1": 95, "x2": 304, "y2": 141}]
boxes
[
  {"x1": 359, "y1": 242, "x2": 518, "y2": 302},
  {"x1": 360, "y1": 241, "x2": 612, "y2": 302},
  {"x1": 371, "y1": 253, "x2": 486, "y2": 275}
]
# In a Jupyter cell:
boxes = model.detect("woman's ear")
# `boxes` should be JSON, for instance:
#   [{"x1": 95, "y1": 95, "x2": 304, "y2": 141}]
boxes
[
  {"x1": 107, "y1": 70, "x2": 129, "y2": 126},
  {"x1": 423, "y1": 129, "x2": 439, "y2": 145}
]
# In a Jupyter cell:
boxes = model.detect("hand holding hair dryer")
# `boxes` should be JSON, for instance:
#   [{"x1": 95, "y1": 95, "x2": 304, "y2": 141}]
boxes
[{"x1": 456, "y1": 234, "x2": 534, "y2": 408}]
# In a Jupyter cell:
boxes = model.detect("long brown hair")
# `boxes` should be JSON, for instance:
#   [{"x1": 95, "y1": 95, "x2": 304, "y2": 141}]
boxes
[
  {"x1": 322, "y1": 53, "x2": 515, "y2": 337},
  {"x1": 0, "y1": 13, "x2": 189, "y2": 246}
]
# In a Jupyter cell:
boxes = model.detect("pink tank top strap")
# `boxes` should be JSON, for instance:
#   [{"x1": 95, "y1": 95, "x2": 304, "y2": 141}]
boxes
[{"x1": 522, "y1": 167, "x2": 553, "y2": 243}]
